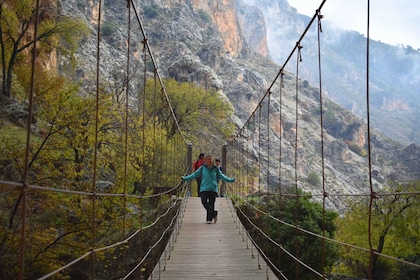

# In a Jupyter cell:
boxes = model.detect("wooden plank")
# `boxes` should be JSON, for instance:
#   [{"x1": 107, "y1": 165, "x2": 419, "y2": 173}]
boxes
[{"x1": 149, "y1": 197, "x2": 278, "y2": 279}]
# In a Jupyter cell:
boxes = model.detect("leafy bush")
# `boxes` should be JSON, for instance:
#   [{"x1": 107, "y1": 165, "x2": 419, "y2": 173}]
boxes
[
  {"x1": 101, "y1": 22, "x2": 116, "y2": 37},
  {"x1": 237, "y1": 191, "x2": 339, "y2": 279},
  {"x1": 307, "y1": 171, "x2": 320, "y2": 186},
  {"x1": 347, "y1": 142, "x2": 367, "y2": 157},
  {"x1": 197, "y1": 9, "x2": 211, "y2": 22},
  {"x1": 323, "y1": 107, "x2": 337, "y2": 127},
  {"x1": 144, "y1": 6, "x2": 158, "y2": 19}
]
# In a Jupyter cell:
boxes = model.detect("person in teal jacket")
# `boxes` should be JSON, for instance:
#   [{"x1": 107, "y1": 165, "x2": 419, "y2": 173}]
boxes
[{"x1": 181, "y1": 154, "x2": 235, "y2": 224}]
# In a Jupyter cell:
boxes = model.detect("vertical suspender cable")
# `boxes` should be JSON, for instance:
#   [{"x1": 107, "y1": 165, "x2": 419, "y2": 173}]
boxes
[
  {"x1": 152, "y1": 71, "x2": 158, "y2": 186},
  {"x1": 171, "y1": 136, "x2": 175, "y2": 185},
  {"x1": 278, "y1": 72, "x2": 284, "y2": 198},
  {"x1": 316, "y1": 9, "x2": 327, "y2": 279},
  {"x1": 366, "y1": 1, "x2": 375, "y2": 279},
  {"x1": 160, "y1": 87, "x2": 165, "y2": 186},
  {"x1": 249, "y1": 119, "x2": 253, "y2": 200},
  {"x1": 129, "y1": 0, "x2": 186, "y2": 144},
  {"x1": 245, "y1": 129, "x2": 249, "y2": 200},
  {"x1": 278, "y1": 71, "x2": 284, "y2": 272},
  {"x1": 267, "y1": 92, "x2": 271, "y2": 191},
  {"x1": 267, "y1": 92, "x2": 271, "y2": 192},
  {"x1": 257, "y1": 110, "x2": 262, "y2": 206},
  {"x1": 122, "y1": 0, "x2": 132, "y2": 271},
  {"x1": 233, "y1": 139, "x2": 238, "y2": 198},
  {"x1": 91, "y1": 0, "x2": 103, "y2": 277},
  {"x1": 139, "y1": 31, "x2": 147, "y2": 258},
  {"x1": 19, "y1": 0, "x2": 40, "y2": 279},
  {"x1": 294, "y1": 43, "x2": 303, "y2": 278}
]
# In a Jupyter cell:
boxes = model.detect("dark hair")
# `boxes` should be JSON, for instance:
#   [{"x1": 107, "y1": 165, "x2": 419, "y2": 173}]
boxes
[
  {"x1": 215, "y1": 158, "x2": 220, "y2": 162},
  {"x1": 198, "y1": 153, "x2": 205, "y2": 159}
]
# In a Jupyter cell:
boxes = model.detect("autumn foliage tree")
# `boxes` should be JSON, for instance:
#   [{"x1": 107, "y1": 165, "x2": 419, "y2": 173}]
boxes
[
  {"x1": 0, "y1": 0, "x2": 88, "y2": 104},
  {"x1": 143, "y1": 78, "x2": 235, "y2": 141},
  {"x1": 0, "y1": 72, "x2": 236, "y2": 278},
  {"x1": 0, "y1": 3, "x2": 236, "y2": 277},
  {"x1": 335, "y1": 181, "x2": 420, "y2": 279}
]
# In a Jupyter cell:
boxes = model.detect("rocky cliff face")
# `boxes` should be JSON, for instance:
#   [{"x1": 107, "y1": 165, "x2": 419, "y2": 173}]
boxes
[
  {"x1": 237, "y1": 2, "x2": 269, "y2": 56},
  {"x1": 58, "y1": 0, "x2": 419, "y2": 212},
  {"x1": 150, "y1": 0, "x2": 243, "y2": 57}
]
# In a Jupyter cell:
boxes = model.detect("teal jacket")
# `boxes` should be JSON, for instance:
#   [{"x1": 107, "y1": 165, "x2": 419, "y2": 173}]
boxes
[{"x1": 182, "y1": 164, "x2": 235, "y2": 193}]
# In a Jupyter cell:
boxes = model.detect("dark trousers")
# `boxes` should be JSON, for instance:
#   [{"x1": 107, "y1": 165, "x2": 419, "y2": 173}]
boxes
[
  {"x1": 200, "y1": 191, "x2": 217, "y2": 222},
  {"x1": 196, "y1": 178, "x2": 201, "y2": 196}
]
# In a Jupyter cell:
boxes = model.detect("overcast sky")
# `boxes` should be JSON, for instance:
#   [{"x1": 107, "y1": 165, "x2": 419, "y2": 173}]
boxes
[{"x1": 287, "y1": 0, "x2": 420, "y2": 49}]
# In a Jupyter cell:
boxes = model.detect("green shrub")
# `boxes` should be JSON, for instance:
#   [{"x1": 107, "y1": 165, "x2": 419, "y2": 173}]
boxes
[
  {"x1": 307, "y1": 171, "x2": 320, "y2": 186},
  {"x1": 144, "y1": 6, "x2": 158, "y2": 19},
  {"x1": 197, "y1": 9, "x2": 211, "y2": 22},
  {"x1": 348, "y1": 142, "x2": 367, "y2": 157},
  {"x1": 101, "y1": 22, "x2": 116, "y2": 37}
]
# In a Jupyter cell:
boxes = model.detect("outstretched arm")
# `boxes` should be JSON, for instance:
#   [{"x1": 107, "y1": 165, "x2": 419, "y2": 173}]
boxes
[
  {"x1": 181, "y1": 166, "x2": 202, "y2": 181},
  {"x1": 217, "y1": 169, "x2": 235, "y2": 183}
]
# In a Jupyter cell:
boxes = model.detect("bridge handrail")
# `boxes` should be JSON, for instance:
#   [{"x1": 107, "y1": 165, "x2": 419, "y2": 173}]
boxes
[
  {"x1": 123, "y1": 187, "x2": 188, "y2": 279},
  {"x1": 33, "y1": 184, "x2": 188, "y2": 280}
]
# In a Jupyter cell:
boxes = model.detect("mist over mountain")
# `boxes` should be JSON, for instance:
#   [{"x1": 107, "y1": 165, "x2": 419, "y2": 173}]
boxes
[{"x1": 240, "y1": 0, "x2": 420, "y2": 145}]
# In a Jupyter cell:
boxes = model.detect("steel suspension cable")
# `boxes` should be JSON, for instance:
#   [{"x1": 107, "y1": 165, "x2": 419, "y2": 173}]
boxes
[
  {"x1": 366, "y1": 1, "x2": 375, "y2": 279},
  {"x1": 229, "y1": 3, "x2": 329, "y2": 277},
  {"x1": 278, "y1": 72, "x2": 284, "y2": 199},
  {"x1": 258, "y1": 105, "x2": 262, "y2": 207},
  {"x1": 232, "y1": 0, "x2": 327, "y2": 141},
  {"x1": 240, "y1": 190, "x2": 420, "y2": 272},
  {"x1": 277, "y1": 71, "x2": 284, "y2": 274},
  {"x1": 122, "y1": 0, "x2": 132, "y2": 272},
  {"x1": 247, "y1": 124, "x2": 251, "y2": 199},
  {"x1": 228, "y1": 1, "x2": 420, "y2": 277},
  {"x1": 159, "y1": 87, "x2": 164, "y2": 186},
  {"x1": 152, "y1": 70, "x2": 158, "y2": 188},
  {"x1": 19, "y1": 0, "x2": 40, "y2": 279},
  {"x1": 243, "y1": 120, "x2": 248, "y2": 198},
  {"x1": 293, "y1": 42, "x2": 303, "y2": 279},
  {"x1": 267, "y1": 92, "x2": 271, "y2": 193},
  {"x1": 5, "y1": 1, "x2": 191, "y2": 279},
  {"x1": 91, "y1": 0, "x2": 103, "y2": 277},
  {"x1": 129, "y1": 0, "x2": 186, "y2": 144},
  {"x1": 236, "y1": 202, "x2": 325, "y2": 279},
  {"x1": 316, "y1": 9, "x2": 327, "y2": 278},
  {"x1": 139, "y1": 36, "x2": 147, "y2": 256}
]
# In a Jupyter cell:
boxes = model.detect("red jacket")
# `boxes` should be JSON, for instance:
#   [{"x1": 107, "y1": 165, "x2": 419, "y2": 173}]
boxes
[{"x1": 193, "y1": 159, "x2": 204, "y2": 171}]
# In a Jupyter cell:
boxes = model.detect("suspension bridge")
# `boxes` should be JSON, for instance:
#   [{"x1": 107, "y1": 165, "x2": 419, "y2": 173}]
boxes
[
  {"x1": 149, "y1": 197, "x2": 277, "y2": 279},
  {"x1": 1, "y1": 0, "x2": 419, "y2": 280}
]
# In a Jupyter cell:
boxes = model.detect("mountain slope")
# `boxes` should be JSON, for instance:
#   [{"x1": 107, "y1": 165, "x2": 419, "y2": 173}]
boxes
[
  {"x1": 243, "y1": 0, "x2": 420, "y2": 145},
  {"x1": 58, "y1": 0, "x2": 420, "y2": 211}
]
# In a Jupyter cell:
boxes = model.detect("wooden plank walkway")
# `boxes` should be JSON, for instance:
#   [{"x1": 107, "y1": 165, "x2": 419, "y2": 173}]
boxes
[{"x1": 149, "y1": 197, "x2": 277, "y2": 279}]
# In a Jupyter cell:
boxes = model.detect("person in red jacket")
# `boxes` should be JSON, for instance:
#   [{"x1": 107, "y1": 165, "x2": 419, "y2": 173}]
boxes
[{"x1": 192, "y1": 153, "x2": 205, "y2": 196}]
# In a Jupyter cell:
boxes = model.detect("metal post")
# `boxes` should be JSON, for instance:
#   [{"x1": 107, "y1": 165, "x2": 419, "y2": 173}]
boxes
[
  {"x1": 187, "y1": 143, "x2": 192, "y2": 173},
  {"x1": 187, "y1": 143, "x2": 192, "y2": 196},
  {"x1": 221, "y1": 143, "x2": 228, "y2": 197}
]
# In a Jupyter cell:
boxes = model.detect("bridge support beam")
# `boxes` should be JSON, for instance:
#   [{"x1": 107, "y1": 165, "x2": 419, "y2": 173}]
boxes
[
  {"x1": 186, "y1": 143, "x2": 192, "y2": 196},
  {"x1": 187, "y1": 143, "x2": 192, "y2": 173},
  {"x1": 221, "y1": 142, "x2": 228, "y2": 197}
]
